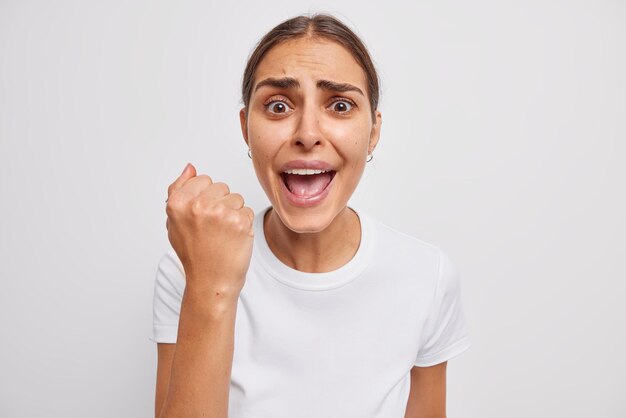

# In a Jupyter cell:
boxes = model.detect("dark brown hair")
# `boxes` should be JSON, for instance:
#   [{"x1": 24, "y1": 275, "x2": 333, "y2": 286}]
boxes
[{"x1": 241, "y1": 13, "x2": 380, "y2": 122}]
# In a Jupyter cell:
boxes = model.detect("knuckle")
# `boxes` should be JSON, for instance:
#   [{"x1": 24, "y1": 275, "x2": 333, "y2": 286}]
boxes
[
  {"x1": 165, "y1": 200, "x2": 176, "y2": 217},
  {"x1": 235, "y1": 223, "x2": 246, "y2": 235},
  {"x1": 212, "y1": 182, "x2": 230, "y2": 195},
  {"x1": 207, "y1": 201, "x2": 228, "y2": 220},
  {"x1": 239, "y1": 216, "x2": 251, "y2": 233},
  {"x1": 231, "y1": 213, "x2": 247, "y2": 231},
  {"x1": 230, "y1": 192, "x2": 244, "y2": 203},
  {"x1": 190, "y1": 198, "x2": 205, "y2": 216},
  {"x1": 197, "y1": 174, "x2": 213, "y2": 184}
]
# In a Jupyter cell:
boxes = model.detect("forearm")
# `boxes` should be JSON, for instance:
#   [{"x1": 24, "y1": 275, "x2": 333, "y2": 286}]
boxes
[{"x1": 158, "y1": 283, "x2": 240, "y2": 418}]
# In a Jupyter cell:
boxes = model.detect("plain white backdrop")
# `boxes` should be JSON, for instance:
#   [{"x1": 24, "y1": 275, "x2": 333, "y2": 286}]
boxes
[{"x1": 0, "y1": 0, "x2": 624, "y2": 417}]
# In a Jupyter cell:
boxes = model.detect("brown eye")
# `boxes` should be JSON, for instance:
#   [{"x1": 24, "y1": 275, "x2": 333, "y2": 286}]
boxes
[
  {"x1": 330, "y1": 100, "x2": 353, "y2": 113},
  {"x1": 267, "y1": 101, "x2": 291, "y2": 114}
]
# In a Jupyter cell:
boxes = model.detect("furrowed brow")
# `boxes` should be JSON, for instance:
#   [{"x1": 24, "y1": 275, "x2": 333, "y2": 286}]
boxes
[
  {"x1": 254, "y1": 77, "x2": 300, "y2": 92},
  {"x1": 317, "y1": 79, "x2": 364, "y2": 96}
]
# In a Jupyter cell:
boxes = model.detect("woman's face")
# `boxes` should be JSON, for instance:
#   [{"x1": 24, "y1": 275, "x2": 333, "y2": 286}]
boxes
[{"x1": 240, "y1": 37, "x2": 382, "y2": 233}]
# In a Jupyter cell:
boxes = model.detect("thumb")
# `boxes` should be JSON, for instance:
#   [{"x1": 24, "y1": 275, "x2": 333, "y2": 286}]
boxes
[
  {"x1": 183, "y1": 162, "x2": 197, "y2": 178},
  {"x1": 168, "y1": 162, "x2": 197, "y2": 196}
]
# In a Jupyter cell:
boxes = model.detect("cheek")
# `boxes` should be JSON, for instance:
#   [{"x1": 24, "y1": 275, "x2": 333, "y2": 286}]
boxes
[
  {"x1": 248, "y1": 115, "x2": 293, "y2": 142},
  {"x1": 247, "y1": 119, "x2": 288, "y2": 179},
  {"x1": 325, "y1": 121, "x2": 371, "y2": 161}
]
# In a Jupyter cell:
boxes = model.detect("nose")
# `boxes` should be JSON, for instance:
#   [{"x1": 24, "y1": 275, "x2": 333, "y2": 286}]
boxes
[{"x1": 292, "y1": 102, "x2": 323, "y2": 151}]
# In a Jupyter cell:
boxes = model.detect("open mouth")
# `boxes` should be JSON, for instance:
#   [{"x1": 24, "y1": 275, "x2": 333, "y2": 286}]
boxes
[{"x1": 280, "y1": 169, "x2": 337, "y2": 198}]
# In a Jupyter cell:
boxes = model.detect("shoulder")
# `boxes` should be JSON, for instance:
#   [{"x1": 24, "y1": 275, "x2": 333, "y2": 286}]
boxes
[
  {"x1": 367, "y1": 213, "x2": 441, "y2": 259},
  {"x1": 365, "y1": 213, "x2": 461, "y2": 287}
]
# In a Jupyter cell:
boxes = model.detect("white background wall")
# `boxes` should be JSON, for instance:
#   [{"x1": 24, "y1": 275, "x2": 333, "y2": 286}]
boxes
[{"x1": 1, "y1": 0, "x2": 624, "y2": 417}]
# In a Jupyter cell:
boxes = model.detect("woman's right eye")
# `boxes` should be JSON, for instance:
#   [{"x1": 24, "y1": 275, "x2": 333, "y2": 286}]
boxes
[{"x1": 266, "y1": 100, "x2": 292, "y2": 114}]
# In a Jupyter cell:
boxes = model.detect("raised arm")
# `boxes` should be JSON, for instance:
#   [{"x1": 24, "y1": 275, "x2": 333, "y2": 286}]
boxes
[{"x1": 156, "y1": 163, "x2": 254, "y2": 417}]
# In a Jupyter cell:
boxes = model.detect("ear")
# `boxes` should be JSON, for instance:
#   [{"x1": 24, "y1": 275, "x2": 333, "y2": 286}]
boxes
[
  {"x1": 239, "y1": 107, "x2": 249, "y2": 147},
  {"x1": 368, "y1": 110, "x2": 382, "y2": 154}
]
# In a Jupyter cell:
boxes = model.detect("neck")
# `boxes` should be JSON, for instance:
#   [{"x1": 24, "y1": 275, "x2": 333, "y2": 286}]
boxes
[{"x1": 263, "y1": 206, "x2": 361, "y2": 273}]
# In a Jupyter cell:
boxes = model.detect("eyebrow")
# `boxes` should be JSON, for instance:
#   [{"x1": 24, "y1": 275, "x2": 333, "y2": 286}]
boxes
[
  {"x1": 254, "y1": 77, "x2": 364, "y2": 96},
  {"x1": 316, "y1": 79, "x2": 364, "y2": 96},
  {"x1": 254, "y1": 77, "x2": 300, "y2": 92}
]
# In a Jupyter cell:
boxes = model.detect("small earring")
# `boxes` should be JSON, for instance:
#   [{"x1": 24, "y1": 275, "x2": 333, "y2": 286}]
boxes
[
  {"x1": 366, "y1": 153, "x2": 373, "y2": 163},
  {"x1": 247, "y1": 148, "x2": 252, "y2": 159}
]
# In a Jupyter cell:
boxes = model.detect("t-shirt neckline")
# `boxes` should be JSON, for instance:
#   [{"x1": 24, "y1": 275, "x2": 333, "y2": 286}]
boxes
[{"x1": 253, "y1": 205, "x2": 374, "y2": 291}]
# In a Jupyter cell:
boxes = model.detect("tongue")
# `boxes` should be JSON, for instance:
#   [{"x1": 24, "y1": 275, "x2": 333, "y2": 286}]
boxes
[{"x1": 284, "y1": 172, "x2": 332, "y2": 197}]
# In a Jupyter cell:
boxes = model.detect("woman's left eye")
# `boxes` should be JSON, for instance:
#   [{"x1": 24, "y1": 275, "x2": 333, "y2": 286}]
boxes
[
  {"x1": 329, "y1": 100, "x2": 354, "y2": 113},
  {"x1": 266, "y1": 100, "x2": 292, "y2": 114}
]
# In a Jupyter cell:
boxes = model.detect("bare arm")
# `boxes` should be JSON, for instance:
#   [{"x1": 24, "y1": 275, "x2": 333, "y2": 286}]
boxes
[
  {"x1": 404, "y1": 361, "x2": 447, "y2": 418},
  {"x1": 156, "y1": 284, "x2": 240, "y2": 418},
  {"x1": 155, "y1": 343, "x2": 175, "y2": 417},
  {"x1": 157, "y1": 163, "x2": 252, "y2": 416}
]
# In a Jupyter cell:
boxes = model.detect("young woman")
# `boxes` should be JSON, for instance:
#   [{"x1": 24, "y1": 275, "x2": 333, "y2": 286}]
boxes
[{"x1": 151, "y1": 13, "x2": 470, "y2": 418}]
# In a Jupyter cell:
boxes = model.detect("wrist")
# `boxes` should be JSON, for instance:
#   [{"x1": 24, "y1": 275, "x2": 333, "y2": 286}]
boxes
[{"x1": 183, "y1": 282, "x2": 241, "y2": 309}]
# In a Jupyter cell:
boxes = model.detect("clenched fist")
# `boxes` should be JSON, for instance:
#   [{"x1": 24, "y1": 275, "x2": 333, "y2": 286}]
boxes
[{"x1": 165, "y1": 163, "x2": 255, "y2": 295}]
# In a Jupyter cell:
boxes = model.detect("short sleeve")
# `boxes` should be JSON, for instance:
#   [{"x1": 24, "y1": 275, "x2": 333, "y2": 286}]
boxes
[
  {"x1": 414, "y1": 249, "x2": 471, "y2": 367},
  {"x1": 148, "y1": 247, "x2": 186, "y2": 343}
]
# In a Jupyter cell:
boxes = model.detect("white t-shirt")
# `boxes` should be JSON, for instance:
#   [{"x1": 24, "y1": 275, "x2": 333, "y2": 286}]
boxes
[{"x1": 150, "y1": 205, "x2": 471, "y2": 417}]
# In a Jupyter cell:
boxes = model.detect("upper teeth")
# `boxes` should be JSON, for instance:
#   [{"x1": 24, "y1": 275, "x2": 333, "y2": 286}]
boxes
[{"x1": 283, "y1": 169, "x2": 331, "y2": 175}]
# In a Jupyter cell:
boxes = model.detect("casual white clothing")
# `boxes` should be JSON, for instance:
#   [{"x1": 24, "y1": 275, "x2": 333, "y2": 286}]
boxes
[{"x1": 150, "y1": 205, "x2": 471, "y2": 417}]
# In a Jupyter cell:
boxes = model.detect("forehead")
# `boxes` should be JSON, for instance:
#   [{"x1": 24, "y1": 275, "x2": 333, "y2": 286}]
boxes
[{"x1": 253, "y1": 38, "x2": 367, "y2": 91}]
